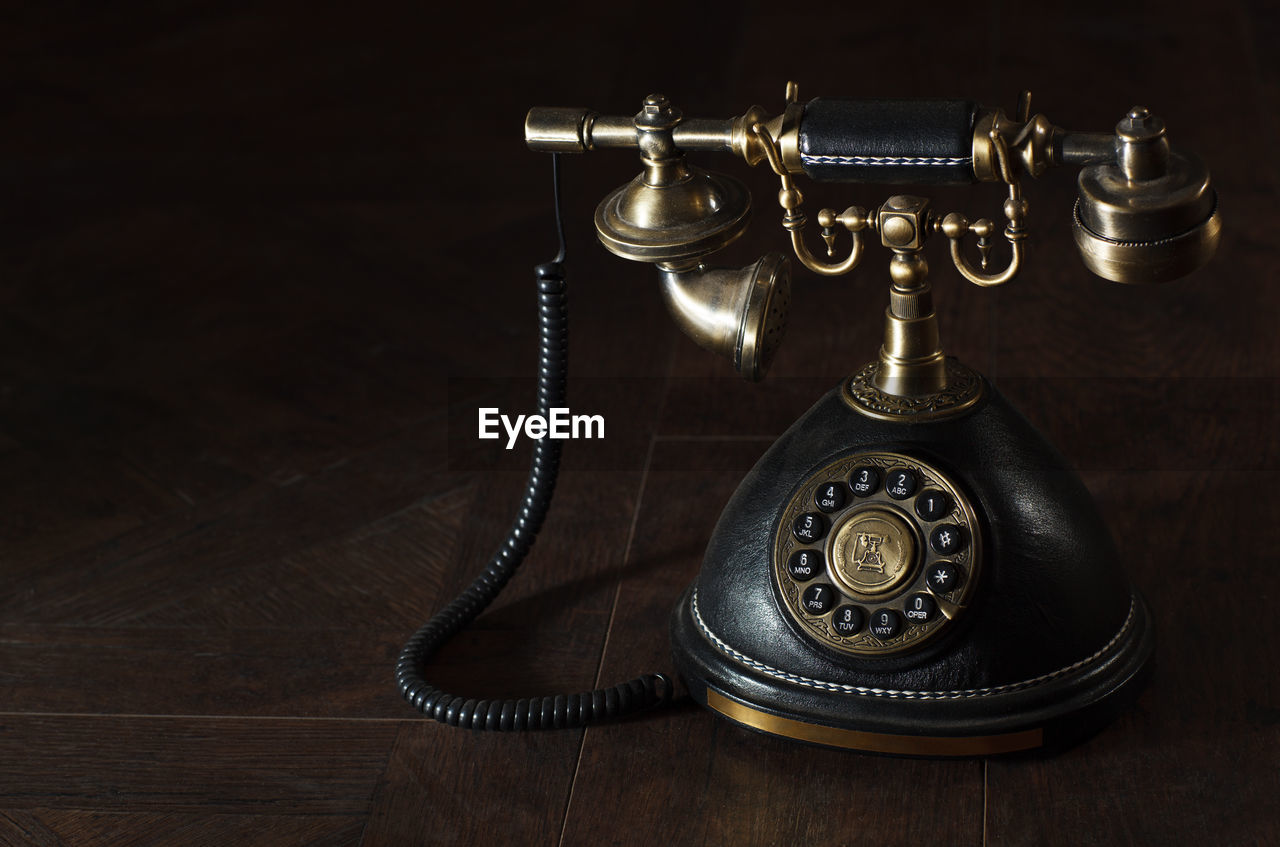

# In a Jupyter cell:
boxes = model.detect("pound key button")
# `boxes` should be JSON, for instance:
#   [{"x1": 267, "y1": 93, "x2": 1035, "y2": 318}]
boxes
[
  {"x1": 868, "y1": 609, "x2": 902, "y2": 640},
  {"x1": 885, "y1": 468, "x2": 918, "y2": 500},
  {"x1": 801, "y1": 584, "x2": 836, "y2": 616},
  {"x1": 787, "y1": 549, "x2": 824, "y2": 581},
  {"x1": 813, "y1": 481, "x2": 847, "y2": 513},
  {"x1": 929, "y1": 523, "x2": 965, "y2": 555},
  {"x1": 792, "y1": 512, "x2": 827, "y2": 544},
  {"x1": 904, "y1": 593, "x2": 938, "y2": 623}
]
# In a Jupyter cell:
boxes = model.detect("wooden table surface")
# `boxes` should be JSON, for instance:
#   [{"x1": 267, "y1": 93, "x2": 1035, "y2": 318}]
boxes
[{"x1": 1, "y1": 3, "x2": 1275, "y2": 845}]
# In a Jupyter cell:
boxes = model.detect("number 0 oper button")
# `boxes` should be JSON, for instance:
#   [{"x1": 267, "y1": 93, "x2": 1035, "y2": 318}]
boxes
[{"x1": 828, "y1": 508, "x2": 917, "y2": 597}]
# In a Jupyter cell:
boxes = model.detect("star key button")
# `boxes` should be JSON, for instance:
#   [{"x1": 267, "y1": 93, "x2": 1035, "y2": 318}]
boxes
[{"x1": 926, "y1": 561, "x2": 962, "y2": 593}]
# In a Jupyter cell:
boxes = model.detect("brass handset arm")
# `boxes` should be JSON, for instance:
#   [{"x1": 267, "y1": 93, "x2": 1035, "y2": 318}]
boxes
[{"x1": 526, "y1": 96, "x2": 1120, "y2": 183}]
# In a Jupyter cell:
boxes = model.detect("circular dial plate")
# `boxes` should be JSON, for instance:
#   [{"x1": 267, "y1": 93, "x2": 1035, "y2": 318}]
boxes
[{"x1": 773, "y1": 451, "x2": 982, "y2": 657}]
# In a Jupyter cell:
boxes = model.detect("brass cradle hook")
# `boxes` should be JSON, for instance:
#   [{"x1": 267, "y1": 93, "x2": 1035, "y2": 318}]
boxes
[
  {"x1": 750, "y1": 109, "x2": 871, "y2": 278},
  {"x1": 939, "y1": 92, "x2": 1032, "y2": 288}
]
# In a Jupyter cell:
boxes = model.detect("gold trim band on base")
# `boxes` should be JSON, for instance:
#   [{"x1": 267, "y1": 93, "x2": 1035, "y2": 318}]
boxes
[{"x1": 706, "y1": 689, "x2": 1043, "y2": 756}]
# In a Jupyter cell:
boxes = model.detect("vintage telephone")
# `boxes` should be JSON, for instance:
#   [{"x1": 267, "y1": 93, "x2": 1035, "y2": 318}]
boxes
[{"x1": 397, "y1": 83, "x2": 1219, "y2": 755}]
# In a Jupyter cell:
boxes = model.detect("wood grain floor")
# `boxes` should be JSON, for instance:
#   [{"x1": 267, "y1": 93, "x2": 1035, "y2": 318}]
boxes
[{"x1": 1, "y1": 2, "x2": 1276, "y2": 844}]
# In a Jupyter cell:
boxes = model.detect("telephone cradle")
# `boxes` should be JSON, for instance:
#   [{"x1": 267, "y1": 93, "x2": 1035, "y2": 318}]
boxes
[{"x1": 398, "y1": 83, "x2": 1216, "y2": 756}]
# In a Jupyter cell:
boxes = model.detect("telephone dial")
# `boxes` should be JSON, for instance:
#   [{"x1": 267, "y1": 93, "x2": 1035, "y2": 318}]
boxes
[{"x1": 397, "y1": 83, "x2": 1220, "y2": 755}]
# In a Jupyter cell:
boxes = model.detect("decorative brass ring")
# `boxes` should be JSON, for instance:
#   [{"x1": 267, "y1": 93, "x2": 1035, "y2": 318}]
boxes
[{"x1": 842, "y1": 360, "x2": 984, "y2": 422}]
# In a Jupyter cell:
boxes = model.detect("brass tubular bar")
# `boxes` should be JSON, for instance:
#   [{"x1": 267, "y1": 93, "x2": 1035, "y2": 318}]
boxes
[
  {"x1": 526, "y1": 109, "x2": 739, "y2": 153},
  {"x1": 589, "y1": 116, "x2": 738, "y2": 150},
  {"x1": 1058, "y1": 132, "x2": 1116, "y2": 165}
]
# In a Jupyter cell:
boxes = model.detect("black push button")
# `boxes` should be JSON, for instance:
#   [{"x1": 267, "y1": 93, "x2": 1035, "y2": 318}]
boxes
[
  {"x1": 885, "y1": 468, "x2": 917, "y2": 500},
  {"x1": 801, "y1": 584, "x2": 836, "y2": 615},
  {"x1": 915, "y1": 489, "x2": 951, "y2": 522},
  {"x1": 868, "y1": 609, "x2": 902, "y2": 639},
  {"x1": 792, "y1": 512, "x2": 827, "y2": 544},
  {"x1": 813, "y1": 481, "x2": 847, "y2": 513},
  {"x1": 929, "y1": 524, "x2": 965, "y2": 555},
  {"x1": 849, "y1": 466, "x2": 880, "y2": 497},
  {"x1": 926, "y1": 561, "x2": 962, "y2": 593},
  {"x1": 831, "y1": 605, "x2": 865, "y2": 636},
  {"x1": 787, "y1": 549, "x2": 824, "y2": 581},
  {"x1": 904, "y1": 593, "x2": 937, "y2": 623}
]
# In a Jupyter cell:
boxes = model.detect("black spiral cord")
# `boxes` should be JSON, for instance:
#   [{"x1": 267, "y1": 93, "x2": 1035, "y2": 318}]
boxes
[{"x1": 395, "y1": 154, "x2": 672, "y2": 730}]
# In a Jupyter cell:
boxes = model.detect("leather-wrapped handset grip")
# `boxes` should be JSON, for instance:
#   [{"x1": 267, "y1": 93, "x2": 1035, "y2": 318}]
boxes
[{"x1": 799, "y1": 98, "x2": 978, "y2": 185}]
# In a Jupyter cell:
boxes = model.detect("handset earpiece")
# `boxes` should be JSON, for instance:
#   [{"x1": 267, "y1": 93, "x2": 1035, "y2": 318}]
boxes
[{"x1": 1072, "y1": 107, "x2": 1221, "y2": 283}]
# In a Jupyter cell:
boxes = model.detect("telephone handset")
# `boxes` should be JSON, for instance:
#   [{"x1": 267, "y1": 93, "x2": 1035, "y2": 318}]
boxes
[{"x1": 398, "y1": 83, "x2": 1219, "y2": 754}]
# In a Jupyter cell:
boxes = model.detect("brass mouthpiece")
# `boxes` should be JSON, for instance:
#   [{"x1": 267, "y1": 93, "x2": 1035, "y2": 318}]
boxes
[{"x1": 658, "y1": 254, "x2": 792, "y2": 381}]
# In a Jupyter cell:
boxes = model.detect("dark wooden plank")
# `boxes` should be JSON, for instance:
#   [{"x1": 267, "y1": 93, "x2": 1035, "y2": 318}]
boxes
[
  {"x1": 361, "y1": 725, "x2": 583, "y2": 847},
  {"x1": 0, "y1": 810, "x2": 365, "y2": 847},
  {"x1": 0, "y1": 715, "x2": 396, "y2": 815},
  {"x1": 0, "y1": 417, "x2": 453, "y2": 627},
  {"x1": 562, "y1": 440, "x2": 984, "y2": 846}
]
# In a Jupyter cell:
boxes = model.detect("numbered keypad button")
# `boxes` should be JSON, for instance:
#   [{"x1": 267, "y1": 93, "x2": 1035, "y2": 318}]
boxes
[
  {"x1": 792, "y1": 512, "x2": 827, "y2": 544},
  {"x1": 787, "y1": 549, "x2": 823, "y2": 581},
  {"x1": 849, "y1": 466, "x2": 880, "y2": 497},
  {"x1": 868, "y1": 609, "x2": 902, "y2": 640},
  {"x1": 813, "y1": 481, "x2": 847, "y2": 513},
  {"x1": 915, "y1": 489, "x2": 951, "y2": 522},
  {"x1": 929, "y1": 523, "x2": 965, "y2": 555},
  {"x1": 885, "y1": 468, "x2": 917, "y2": 500},
  {"x1": 831, "y1": 605, "x2": 865, "y2": 636},
  {"x1": 801, "y1": 584, "x2": 836, "y2": 615},
  {"x1": 903, "y1": 593, "x2": 937, "y2": 623},
  {"x1": 926, "y1": 561, "x2": 962, "y2": 593}
]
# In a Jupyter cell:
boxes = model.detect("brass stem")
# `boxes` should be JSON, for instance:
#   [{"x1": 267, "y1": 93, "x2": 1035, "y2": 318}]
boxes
[{"x1": 872, "y1": 250, "x2": 947, "y2": 397}]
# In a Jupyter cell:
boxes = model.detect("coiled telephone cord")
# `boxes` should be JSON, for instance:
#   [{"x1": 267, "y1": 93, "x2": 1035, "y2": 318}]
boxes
[{"x1": 395, "y1": 155, "x2": 672, "y2": 730}]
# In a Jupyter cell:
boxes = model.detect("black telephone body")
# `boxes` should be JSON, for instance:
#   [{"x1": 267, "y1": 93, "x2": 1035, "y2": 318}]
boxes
[{"x1": 399, "y1": 83, "x2": 1219, "y2": 756}]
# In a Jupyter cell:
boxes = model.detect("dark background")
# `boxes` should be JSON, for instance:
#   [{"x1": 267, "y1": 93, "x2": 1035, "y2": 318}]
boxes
[{"x1": 0, "y1": 2, "x2": 1275, "y2": 844}]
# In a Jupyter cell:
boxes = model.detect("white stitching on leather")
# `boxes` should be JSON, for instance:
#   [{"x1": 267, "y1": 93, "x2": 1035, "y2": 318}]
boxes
[
  {"x1": 801, "y1": 154, "x2": 972, "y2": 167},
  {"x1": 690, "y1": 590, "x2": 1136, "y2": 700}
]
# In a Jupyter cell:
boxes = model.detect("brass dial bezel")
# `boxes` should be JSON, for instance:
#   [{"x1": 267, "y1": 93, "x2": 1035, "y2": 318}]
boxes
[{"x1": 773, "y1": 451, "x2": 983, "y2": 658}]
